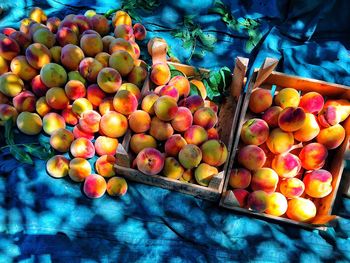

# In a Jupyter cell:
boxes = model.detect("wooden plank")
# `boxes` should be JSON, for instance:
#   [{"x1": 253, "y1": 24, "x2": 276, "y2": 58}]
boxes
[
  {"x1": 151, "y1": 40, "x2": 168, "y2": 65},
  {"x1": 231, "y1": 57, "x2": 249, "y2": 99},
  {"x1": 167, "y1": 62, "x2": 209, "y2": 77},
  {"x1": 253, "y1": 58, "x2": 279, "y2": 88}
]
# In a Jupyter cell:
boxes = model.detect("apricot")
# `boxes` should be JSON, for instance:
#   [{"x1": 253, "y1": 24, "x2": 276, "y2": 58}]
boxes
[
  {"x1": 114, "y1": 24, "x2": 133, "y2": 40},
  {"x1": 112, "y1": 10, "x2": 132, "y2": 27},
  {"x1": 128, "y1": 110, "x2": 151, "y2": 133},
  {"x1": 107, "y1": 177, "x2": 128, "y2": 196},
  {"x1": 56, "y1": 27, "x2": 78, "y2": 46},
  {"x1": 170, "y1": 107, "x2": 193, "y2": 132},
  {"x1": 168, "y1": 76, "x2": 190, "y2": 98},
  {"x1": 278, "y1": 107, "x2": 306, "y2": 132},
  {"x1": 158, "y1": 85, "x2": 179, "y2": 101},
  {"x1": 64, "y1": 80, "x2": 86, "y2": 100},
  {"x1": 266, "y1": 128, "x2": 294, "y2": 154},
  {"x1": 316, "y1": 124, "x2": 345, "y2": 149},
  {"x1": 87, "y1": 84, "x2": 106, "y2": 108},
  {"x1": 149, "y1": 116, "x2": 174, "y2": 141},
  {"x1": 247, "y1": 190, "x2": 268, "y2": 212},
  {"x1": 299, "y1": 143, "x2": 328, "y2": 170},
  {"x1": 271, "y1": 153, "x2": 301, "y2": 178},
  {"x1": 84, "y1": 10, "x2": 97, "y2": 18},
  {"x1": 119, "y1": 83, "x2": 141, "y2": 101},
  {"x1": 99, "y1": 97, "x2": 114, "y2": 115},
  {"x1": 16, "y1": 112, "x2": 42, "y2": 135},
  {"x1": 127, "y1": 65, "x2": 147, "y2": 87},
  {"x1": 50, "y1": 128, "x2": 74, "y2": 152},
  {"x1": 94, "y1": 136, "x2": 118, "y2": 156},
  {"x1": 136, "y1": 148, "x2": 165, "y2": 175},
  {"x1": 43, "y1": 112, "x2": 66, "y2": 135},
  {"x1": 95, "y1": 155, "x2": 116, "y2": 178},
  {"x1": 33, "y1": 28, "x2": 55, "y2": 48},
  {"x1": 100, "y1": 111, "x2": 128, "y2": 138},
  {"x1": 79, "y1": 110, "x2": 101, "y2": 133},
  {"x1": 83, "y1": 174, "x2": 107, "y2": 198},
  {"x1": 240, "y1": 118, "x2": 269, "y2": 145},
  {"x1": 201, "y1": 139, "x2": 228, "y2": 167},
  {"x1": 19, "y1": 18, "x2": 35, "y2": 35},
  {"x1": 10, "y1": 56, "x2": 37, "y2": 81},
  {"x1": 9, "y1": 31, "x2": 31, "y2": 52},
  {"x1": 13, "y1": 91, "x2": 36, "y2": 112},
  {"x1": 274, "y1": 88, "x2": 300, "y2": 108},
  {"x1": 299, "y1": 92, "x2": 324, "y2": 114},
  {"x1": 181, "y1": 169, "x2": 194, "y2": 182},
  {"x1": 80, "y1": 33, "x2": 103, "y2": 57},
  {"x1": 78, "y1": 57, "x2": 103, "y2": 83},
  {"x1": 280, "y1": 178, "x2": 305, "y2": 198},
  {"x1": 70, "y1": 137, "x2": 95, "y2": 159},
  {"x1": 61, "y1": 44, "x2": 85, "y2": 71},
  {"x1": 130, "y1": 134, "x2": 157, "y2": 154},
  {"x1": 46, "y1": 87, "x2": 69, "y2": 110},
  {"x1": 73, "y1": 124, "x2": 94, "y2": 140},
  {"x1": 90, "y1": 14, "x2": 109, "y2": 36},
  {"x1": 102, "y1": 35, "x2": 115, "y2": 52},
  {"x1": 286, "y1": 198, "x2": 316, "y2": 222},
  {"x1": 49, "y1": 46, "x2": 62, "y2": 63},
  {"x1": 251, "y1": 168, "x2": 279, "y2": 193},
  {"x1": 0, "y1": 72, "x2": 23, "y2": 97},
  {"x1": 31, "y1": 75, "x2": 48, "y2": 97},
  {"x1": 194, "y1": 163, "x2": 218, "y2": 186},
  {"x1": 40, "y1": 63, "x2": 67, "y2": 88},
  {"x1": 46, "y1": 17, "x2": 61, "y2": 33},
  {"x1": 97, "y1": 67, "x2": 122, "y2": 93},
  {"x1": 0, "y1": 35, "x2": 20, "y2": 60},
  {"x1": 178, "y1": 95, "x2": 204, "y2": 114},
  {"x1": 318, "y1": 104, "x2": 350, "y2": 127},
  {"x1": 141, "y1": 93, "x2": 159, "y2": 115},
  {"x1": 95, "y1": 52, "x2": 110, "y2": 67},
  {"x1": 0, "y1": 104, "x2": 18, "y2": 125},
  {"x1": 193, "y1": 107, "x2": 217, "y2": 129},
  {"x1": 294, "y1": 113, "x2": 320, "y2": 142},
  {"x1": 229, "y1": 168, "x2": 251, "y2": 189},
  {"x1": 163, "y1": 157, "x2": 184, "y2": 179},
  {"x1": 133, "y1": 23, "x2": 146, "y2": 40},
  {"x1": 109, "y1": 38, "x2": 134, "y2": 57},
  {"x1": 237, "y1": 145, "x2": 266, "y2": 171},
  {"x1": 164, "y1": 134, "x2": 187, "y2": 157},
  {"x1": 303, "y1": 169, "x2": 332, "y2": 198},
  {"x1": 72, "y1": 98, "x2": 93, "y2": 116},
  {"x1": 178, "y1": 144, "x2": 202, "y2": 169},
  {"x1": 113, "y1": 90, "x2": 138, "y2": 115},
  {"x1": 0, "y1": 56, "x2": 8, "y2": 75},
  {"x1": 29, "y1": 7, "x2": 47, "y2": 23},
  {"x1": 68, "y1": 158, "x2": 91, "y2": 182},
  {"x1": 153, "y1": 96, "x2": 178, "y2": 121},
  {"x1": 61, "y1": 105, "x2": 78, "y2": 125},
  {"x1": 231, "y1": 189, "x2": 250, "y2": 208},
  {"x1": 150, "y1": 63, "x2": 171, "y2": 86},
  {"x1": 248, "y1": 88, "x2": 272, "y2": 113},
  {"x1": 73, "y1": 15, "x2": 91, "y2": 33},
  {"x1": 265, "y1": 192, "x2": 288, "y2": 217},
  {"x1": 184, "y1": 125, "x2": 208, "y2": 145},
  {"x1": 46, "y1": 155, "x2": 69, "y2": 178}
]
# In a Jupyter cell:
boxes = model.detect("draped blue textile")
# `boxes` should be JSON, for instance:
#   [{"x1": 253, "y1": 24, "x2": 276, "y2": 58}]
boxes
[{"x1": 0, "y1": 0, "x2": 349, "y2": 262}]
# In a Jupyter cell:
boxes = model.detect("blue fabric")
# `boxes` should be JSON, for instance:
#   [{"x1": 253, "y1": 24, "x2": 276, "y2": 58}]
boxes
[{"x1": 0, "y1": 0, "x2": 350, "y2": 262}]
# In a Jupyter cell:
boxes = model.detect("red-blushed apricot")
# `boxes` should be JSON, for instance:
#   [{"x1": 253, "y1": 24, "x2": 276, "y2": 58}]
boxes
[
  {"x1": 184, "y1": 125, "x2": 208, "y2": 145},
  {"x1": 178, "y1": 144, "x2": 202, "y2": 169},
  {"x1": 47, "y1": 17, "x2": 61, "y2": 33},
  {"x1": 13, "y1": 91, "x2": 36, "y2": 112},
  {"x1": 119, "y1": 83, "x2": 141, "y2": 101},
  {"x1": 127, "y1": 65, "x2": 147, "y2": 87},
  {"x1": 251, "y1": 168, "x2": 279, "y2": 193},
  {"x1": 274, "y1": 88, "x2": 300, "y2": 108},
  {"x1": 150, "y1": 63, "x2": 171, "y2": 86},
  {"x1": 87, "y1": 84, "x2": 106, "y2": 108},
  {"x1": 79, "y1": 110, "x2": 101, "y2": 133},
  {"x1": 61, "y1": 44, "x2": 85, "y2": 71},
  {"x1": 50, "y1": 46, "x2": 62, "y2": 63},
  {"x1": 237, "y1": 145, "x2": 266, "y2": 171},
  {"x1": 96, "y1": 155, "x2": 116, "y2": 178},
  {"x1": 56, "y1": 27, "x2": 78, "y2": 46},
  {"x1": 83, "y1": 174, "x2": 107, "y2": 198},
  {"x1": 40, "y1": 63, "x2": 67, "y2": 88},
  {"x1": 201, "y1": 140, "x2": 228, "y2": 166},
  {"x1": 130, "y1": 41, "x2": 140, "y2": 59},
  {"x1": 178, "y1": 95, "x2": 204, "y2": 114},
  {"x1": 141, "y1": 93, "x2": 159, "y2": 115},
  {"x1": 280, "y1": 178, "x2": 305, "y2": 198},
  {"x1": 97, "y1": 67, "x2": 122, "y2": 93},
  {"x1": 70, "y1": 137, "x2": 95, "y2": 159},
  {"x1": 128, "y1": 110, "x2": 151, "y2": 133},
  {"x1": 170, "y1": 107, "x2": 193, "y2": 132},
  {"x1": 112, "y1": 10, "x2": 132, "y2": 27},
  {"x1": 130, "y1": 134, "x2": 157, "y2": 154},
  {"x1": 72, "y1": 98, "x2": 93, "y2": 116},
  {"x1": 316, "y1": 124, "x2": 345, "y2": 149},
  {"x1": 278, "y1": 107, "x2": 306, "y2": 132},
  {"x1": 94, "y1": 136, "x2": 118, "y2": 156},
  {"x1": 299, "y1": 142, "x2": 328, "y2": 170},
  {"x1": 0, "y1": 56, "x2": 9, "y2": 75},
  {"x1": 266, "y1": 128, "x2": 294, "y2": 154},
  {"x1": 35, "y1": 96, "x2": 50, "y2": 117},
  {"x1": 164, "y1": 134, "x2": 187, "y2": 157},
  {"x1": 113, "y1": 90, "x2": 138, "y2": 115},
  {"x1": 95, "y1": 52, "x2": 110, "y2": 67},
  {"x1": 46, "y1": 155, "x2": 69, "y2": 178},
  {"x1": 107, "y1": 177, "x2": 128, "y2": 196},
  {"x1": 271, "y1": 153, "x2": 301, "y2": 178},
  {"x1": 133, "y1": 23, "x2": 146, "y2": 40},
  {"x1": 0, "y1": 72, "x2": 24, "y2": 97},
  {"x1": 10, "y1": 56, "x2": 38, "y2": 81},
  {"x1": 19, "y1": 18, "x2": 35, "y2": 35},
  {"x1": 299, "y1": 92, "x2": 324, "y2": 114},
  {"x1": 61, "y1": 105, "x2": 78, "y2": 125},
  {"x1": 109, "y1": 38, "x2": 135, "y2": 57},
  {"x1": 102, "y1": 35, "x2": 115, "y2": 52},
  {"x1": 195, "y1": 163, "x2": 218, "y2": 186},
  {"x1": 229, "y1": 168, "x2": 251, "y2": 189},
  {"x1": 158, "y1": 85, "x2": 179, "y2": 101},
  {"x1": 248, "y1": 88, "x2": 272, "y2": 113},
  {"x1": 58, "y1": 18, "x2": 79, "y2": 33},
  {"x1": 50, "y1": 128, "x2": 74, "y2": 152},
  {"x1": 265, "y1": 192, "x2": 288, "y2": 217},
  {"x1": 68, "y1": 158, "x2": 91, "y2": 182},
  {"x1": 0, "y1": 104, "x2": 18, "y2": 125},
  {"x1": 114, "y1": 24, "x2": 133, "y2": 40},
  {"x1": 294, "y1": 113, "x2": 320, "y2": 142},
  {"x1": 286, "y1": 198, "x2": 316, "y2": 222},
  {"x1": 64, "y1": 80, "x2": 86, "y2": 100},
  {"x1": 43, "y1": 112, "x2": 66, "y2": 135},
  {"x1": 0, "y1": 35, "x2": 20, "y2": 60},
  {"x1": 180, "y1": 169, "x2": 194, "y2": 182},
  {"x1": 31, "y1": 75, "x2": 48, "y2": 97},
  {"x1": 153, "y1": 96, "x2": 178, "y2": 121},
  {"x1": 100, "y1": 111, "x2": 128, "y2": 138},
  {"x1": 90, "y1": 14, "x2": 109, "y2": 36},
  {"x1": 79, "y1": 57, "x2": 103, "y2": 83},
  {"x1": 73, "y1": 124, "x2": 94, "y2": 140},
  {"x1": 136, "y1": 148, "x2": 165, "y2": 175},
  {"x1": 163, "y1": 157, "x2": 184, "y2": 179},
  {"x1": 303, "y1": 169, "x2": 333, "y2": 198},
  {"x1": 46, "y1": 87, "x2": 69, "y2": 110},
  {"x1": 193, "y1": 107, "x2": 217, "y2": 130},
  {"x1": 80, "y1": 29, "x2": 100, "y2": 37},
  {"x1": 16, "y1": 112, "x2": 42, "y2": 135},
  {"x1": 247, "y1": 190, "x2": 268, "y2": 212},
  {"x1": 240, "y1": 118, "x2": 269, "y2": 145},
  {"x1": 204, "y1": 101, "x2": 219, "y2": 115},
  {"x1": 29, "y1": 7, "x2": 47, "y2": 23},
  {"x1": 2, "y1": 28, "x2": 16, "y2": 36},
  {"x1": 168, "y1": 76, "x2": 190, "y2": 98},
  {"x1": 231, "y1": 189, "x2": 250, "y2": 208},
  {"x1": 25, "y1": 43, "x2": 51, "y2": 69},
  {"x1": 33, "y1": 28, "x2": 55, "y2": 48},
  {"x1": 150, "y1": 116, "x2": 174, "y2": 141},
  {"x1": 80, "y1": 34, "x2": 103, "y2": 57},
  {"x1": 99, "y1": 97, "x2": 114, "y2": 115}
]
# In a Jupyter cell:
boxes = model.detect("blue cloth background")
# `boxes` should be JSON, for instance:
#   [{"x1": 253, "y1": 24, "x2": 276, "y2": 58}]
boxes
[{"x1": 0, "y1": 0, "x2": 350, "y2": 262}]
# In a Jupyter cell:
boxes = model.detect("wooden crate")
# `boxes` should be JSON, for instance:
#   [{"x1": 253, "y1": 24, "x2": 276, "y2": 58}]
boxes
[
  {"x1": 114, "y1": 55, "x2": 249, "y2": 201},
  {"x1": 220, "y1": 58, "x2": 350, "y2": 230}
]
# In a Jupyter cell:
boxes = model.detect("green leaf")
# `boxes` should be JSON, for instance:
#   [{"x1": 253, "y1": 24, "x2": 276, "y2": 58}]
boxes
[
  {"x1": 183, "y1": 39, "x2": 194, "y2": 49},
  {"x1": 170, "y1": 69, "x2": 185, "y2": 78},
  {"x1": 24, "y1": 145, "x2": 54, "y2": 160},
  {"x1": 208, "y1": 7, "x2": 227, "y2": 15},
  {"x1": 189, "y1": 83, "x2": 200, "y2": 96},
  {"x1": 10, "y1": 145, "x2": 33, "y2": 165},
  {"x1": 199, "y1": 33, "x2": 217, "y2": 47}
]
